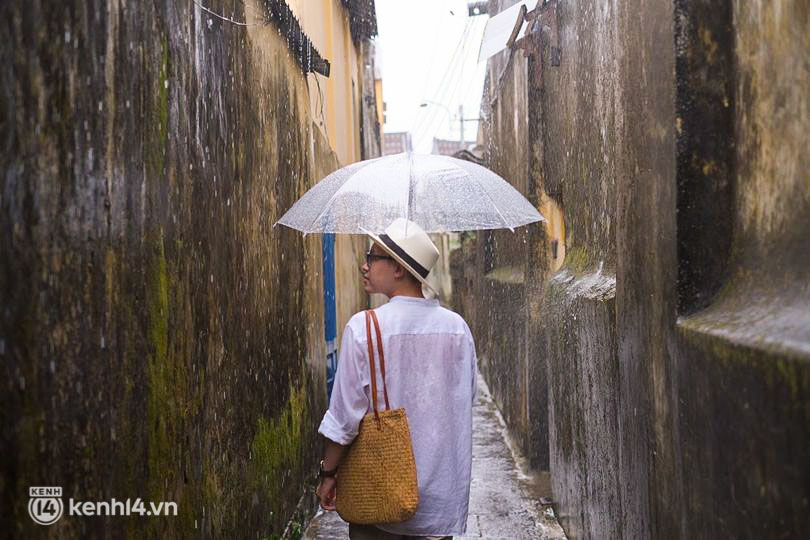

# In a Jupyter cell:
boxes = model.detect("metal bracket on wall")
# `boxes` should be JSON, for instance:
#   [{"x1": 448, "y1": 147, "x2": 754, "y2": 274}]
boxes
[{"x1": 508, "y1": 0, "x2": 562, "y2": 67}]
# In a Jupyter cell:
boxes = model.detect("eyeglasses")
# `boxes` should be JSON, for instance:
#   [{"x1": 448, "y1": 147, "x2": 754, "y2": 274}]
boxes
[{"x1": 365, "y1": 248, "x2": 394, "y2": 266}]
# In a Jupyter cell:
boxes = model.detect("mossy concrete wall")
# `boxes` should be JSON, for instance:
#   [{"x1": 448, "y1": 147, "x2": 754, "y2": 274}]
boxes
[
  {"x1": 471, "y1": 34, "x2": 541, "y2": 467},
  {"x1": 461, "y1": 0, "x2": 810, "y2": 537},
  {"x1": 672, "y1": 0, "x2": 810, "y2": 536},
  {"x1": 0, "y1": 1, "x2": 370, "y2": 537}
]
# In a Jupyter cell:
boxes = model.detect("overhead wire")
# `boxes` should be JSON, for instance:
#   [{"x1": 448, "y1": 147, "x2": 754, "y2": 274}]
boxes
[
  {"x1": 312, "y1": 73, "x2": 328, "y2": 138},
  {"x1": 460, "y1": 17, "x2": 488, "y2": 105},
  {"x1": 416, "y1": 14, "x2": 444, "y2": 106},
  {"x1": 191, "y1": 0, "x2": 262, "y2": 26},
  {"x1": 410, "y1": 19, "x2": 473, "y2": 147},
  {"x1": 408, "y1": 18, "x2": 473, "y2": 138},
  {"x1": 440, "y1": 15, "x2": 487, "y2": 145},
  {"x1": 456, "y1": 17, "x2": 489, "y2": 140},
  {"x1": 413, "y1": 24, "x2": 473, "y2": 141},
  {"x1": 442, "y1": 17, "x2": 479, "y2": 115},
  {"x1": 413, "y1": 17, "x2": 480, "y2": 150},
  {"x1": 420, "y1": 15, "x2": 481, "y2": 143}
]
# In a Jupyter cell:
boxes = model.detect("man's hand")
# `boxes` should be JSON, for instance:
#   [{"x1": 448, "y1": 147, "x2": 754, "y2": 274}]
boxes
[
  {"x1": 316, "y1": 438, "x2": 347, "y2": 511},
  {"x1": 316, "y1": 476, "x2": 337, "y2": 511}
]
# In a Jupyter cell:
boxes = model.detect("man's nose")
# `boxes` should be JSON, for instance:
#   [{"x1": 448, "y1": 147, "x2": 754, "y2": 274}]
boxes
[{"x1": 360, "y1": 261, "x2": 369, "y2": 273}]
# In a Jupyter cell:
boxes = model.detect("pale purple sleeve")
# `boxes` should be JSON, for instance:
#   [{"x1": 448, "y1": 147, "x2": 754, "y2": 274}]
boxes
[{"x1": 318, "y1": 324, "x2": 370, "y2": 445}]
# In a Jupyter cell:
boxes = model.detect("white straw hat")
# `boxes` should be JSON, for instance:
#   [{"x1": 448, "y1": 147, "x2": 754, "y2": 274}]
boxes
[{"x1": 362, "y1": 218, "x2": 440, "y2": 294}]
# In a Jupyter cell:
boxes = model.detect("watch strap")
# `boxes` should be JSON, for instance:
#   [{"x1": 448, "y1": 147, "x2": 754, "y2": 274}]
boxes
[{"x1": 318, "y1": 459, "x2": 337, "y2": 478}]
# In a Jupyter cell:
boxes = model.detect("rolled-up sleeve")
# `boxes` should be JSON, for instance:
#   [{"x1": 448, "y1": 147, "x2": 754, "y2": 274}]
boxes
[{"x1": 318, "y1": 324, "x2": 369, "y2": 445}]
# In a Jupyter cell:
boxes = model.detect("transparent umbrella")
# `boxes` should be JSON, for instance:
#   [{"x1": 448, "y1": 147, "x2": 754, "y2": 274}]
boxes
[{"x1": 275, "y1": 152, "x2": 544, "y2": 233}]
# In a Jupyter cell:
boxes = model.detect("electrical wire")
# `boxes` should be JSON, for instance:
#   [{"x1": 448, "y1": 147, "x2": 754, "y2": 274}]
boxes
[
  {"x1": 191, "y1": 0, "x2": 263, "y2": 27},
  {"x1": 410, "y1": 18, "x2": 474, "y2": 146},
  {"x1": 436, "y1": 15, "x2": 488, "y2": 145},
  {"x1": 460, "y1": 18, "x2": 489, "y2": 105},
  {"x1": 450, "y1": 17, "x2": 488, "y2": 141},
  {"x1": 408, "y1": 18, "x2": 473, "y2": 137},
  {"x1": 412, "y1": 17, "x2": 480, "y2": 149},
  {"x1": 416, "y1": 13, "x2": 444, "y2": 105},
  {"x1": 313, "y1": 73, "x2": 328, "y2": 137},
  {"x1": 420, "y1": 16, "x2": 479, "y2": 141}
]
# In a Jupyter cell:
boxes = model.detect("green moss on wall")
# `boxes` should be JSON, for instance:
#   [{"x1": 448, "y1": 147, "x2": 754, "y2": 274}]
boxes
[
  {"x1": 2, "y1": 3, "x2": 342, "y2": 535},
  {"x1": 148, "y1": 33, "x2": 170, "y2": 180},
  {"x1": 146, "y1": 228, "x2": 171, "y2": 497},
  {"x1": 563, "y1": 246, "x2": 591, "y2": 275},
  {"x1": 144, "y1": 228, "x2": 198, "y2": 534},
  {"x1": 251, "y1": 383, "x2": 310, "y2": 515},
  {"x1": 146, "y1": 228, "x2": 190, "y2": 504},
  {"x1": 678, "y1": 324, "x2": 810, "y2": 409}
]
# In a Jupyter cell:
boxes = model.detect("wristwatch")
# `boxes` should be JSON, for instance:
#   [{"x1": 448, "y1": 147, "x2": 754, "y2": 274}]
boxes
[{"x1": 318, "y1": 459, "x2": 337, "y2": 479}]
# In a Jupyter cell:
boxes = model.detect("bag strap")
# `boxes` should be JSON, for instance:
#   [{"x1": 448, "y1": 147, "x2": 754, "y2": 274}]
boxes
[
  {"x1": 364, "y1": 310, "x2": 391, "y2": 421},
  {"x1": 364, "y1": 311, "x2": 380, "y2": 421},
  {"x1": 369, "y1": 310, "x2": 391, "y2": 410}
]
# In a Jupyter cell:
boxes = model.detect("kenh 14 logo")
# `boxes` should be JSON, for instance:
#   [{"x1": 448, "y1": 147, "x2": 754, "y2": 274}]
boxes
[
  {"x1": 28, "y1": 485, "x2": 178, "y2": 524},
  {"x1": 28, "y1": 486, "x2": 64, "y2": 526}
]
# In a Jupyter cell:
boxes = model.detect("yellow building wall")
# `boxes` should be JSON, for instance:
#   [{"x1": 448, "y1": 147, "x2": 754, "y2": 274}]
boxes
[
  {"x1": 290, "y1": 0, "x2": 364, "y2": 166},
  {"x1": 375, "y1": 78, "x2": 384, "y2": 135},
  {"x1": 288, "y1": 0, "x2": 377, "y2": 335}
]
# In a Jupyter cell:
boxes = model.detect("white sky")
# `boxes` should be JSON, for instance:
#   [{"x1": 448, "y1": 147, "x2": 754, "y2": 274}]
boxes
[{"x1": 374, "y1": 1, "x2": 488, "y2": 153}]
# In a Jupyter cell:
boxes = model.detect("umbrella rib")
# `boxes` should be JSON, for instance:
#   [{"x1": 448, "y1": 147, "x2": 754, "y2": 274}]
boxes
[
  {"x1": 305, "y1": 159, "x2": 377, "y2": 233},
  {"x1": 405, "y1": 152, "x2": 414, "y2": 234},
  {"x1": 471, "y1": 168, "x2": 513, "y2": 232}
]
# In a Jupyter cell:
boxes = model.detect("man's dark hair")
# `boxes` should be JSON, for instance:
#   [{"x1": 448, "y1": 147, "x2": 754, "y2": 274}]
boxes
[
  {"x1": 404, "y1": 270, "x2": 421, "y2": 286},
  {"x1": 394, "y1": 260, "x2": 422, "y2": 286}
]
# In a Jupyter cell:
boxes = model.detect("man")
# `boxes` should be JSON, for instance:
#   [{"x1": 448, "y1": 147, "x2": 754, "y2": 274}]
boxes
[{"x1": 315, "y1": 218, "x2": 477, "y2": 540}]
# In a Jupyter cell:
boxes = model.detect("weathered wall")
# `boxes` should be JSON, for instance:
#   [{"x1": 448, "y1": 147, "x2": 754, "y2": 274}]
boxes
[
  {"x1": 335, "y1": 234, "x2": 368, "y2": 334},
  {"x1": 673, "y1": 0, "x2": 810, "y2": 536},
  {"x1": 475, "y1": 42, "x2": 536, "y2": 461},
  {"x1": 0, "y1": 0, "x2": 370, "y2": 537},
  {"x1": 466, "y1": 0, "x2": 810, "y2": 537},
  {"x1": 296, "y1": 0, "x2": 362, "y2": 165},
  {"x1": 526, "y1": 2, "x2": 627, "y2": 535},
  {"x1": 335, "y1": 35, "x2": 379, "y2": 347},
  {"x1": 426, "y1": 233, "x2": 454, "y2": 304}
]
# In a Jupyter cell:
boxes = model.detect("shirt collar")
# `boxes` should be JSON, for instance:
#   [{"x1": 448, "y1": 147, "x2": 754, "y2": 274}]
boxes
[{"x1": 388, "y1": 295, "x2": 439, "y2": 306}]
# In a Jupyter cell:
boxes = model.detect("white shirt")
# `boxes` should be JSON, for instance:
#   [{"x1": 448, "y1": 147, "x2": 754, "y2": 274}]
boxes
[{"x1": 318, "y1": 295, "x2": 477, "y2": 536}]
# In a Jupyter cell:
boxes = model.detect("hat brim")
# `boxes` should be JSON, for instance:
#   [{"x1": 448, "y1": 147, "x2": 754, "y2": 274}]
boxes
[{"x1": 361, "y1": 227, "x2": 438, "y2": 297}]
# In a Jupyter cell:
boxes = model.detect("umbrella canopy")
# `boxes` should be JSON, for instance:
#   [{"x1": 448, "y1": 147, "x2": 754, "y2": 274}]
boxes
[{"x1": 275, "y1": 152, "x2": 544, "y2": 234}]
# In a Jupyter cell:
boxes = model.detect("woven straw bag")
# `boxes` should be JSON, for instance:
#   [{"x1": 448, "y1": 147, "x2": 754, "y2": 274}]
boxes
[{"x1": 336, "y1": 309, "x2": 419, "y2": 524}]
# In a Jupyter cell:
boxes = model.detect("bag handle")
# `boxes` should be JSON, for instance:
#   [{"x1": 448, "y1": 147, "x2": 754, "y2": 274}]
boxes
[
  {"x1": 369, "y1": 310, "x2": 390, "y2": 410},
  {"x1": 364, "y1": 310, "x2": 391, "y2": 421}
]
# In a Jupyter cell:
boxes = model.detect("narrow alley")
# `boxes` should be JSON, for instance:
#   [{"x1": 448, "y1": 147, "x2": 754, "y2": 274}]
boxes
[{"x1": 2, "y1": 0, "x2": 808, "y2": 538}]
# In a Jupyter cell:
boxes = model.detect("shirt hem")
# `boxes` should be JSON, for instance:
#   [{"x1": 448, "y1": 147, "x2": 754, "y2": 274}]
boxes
[{"x1": 374, "y1": 523, "x2": 466, "y2": 537}]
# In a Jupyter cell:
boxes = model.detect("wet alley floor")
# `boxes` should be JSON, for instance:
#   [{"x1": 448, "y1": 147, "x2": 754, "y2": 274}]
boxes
[{"x1": 302, "y1": 370, "x2": 567, "y2": 540}]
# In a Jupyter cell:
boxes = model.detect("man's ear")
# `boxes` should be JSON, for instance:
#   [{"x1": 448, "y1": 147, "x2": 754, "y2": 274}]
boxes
[
  {"x1": 392, "y1": 262, "x2": 409, "y2": 280},
  {"x1": 394, "y1": 263, "x2": 421, "y2": 285}
]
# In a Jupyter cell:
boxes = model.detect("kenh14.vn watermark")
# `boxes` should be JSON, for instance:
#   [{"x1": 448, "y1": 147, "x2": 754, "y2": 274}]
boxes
[{"x1": 29, "y1": 487, "x2": 177, "y2": 526}]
